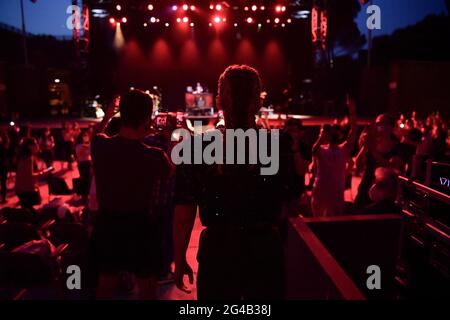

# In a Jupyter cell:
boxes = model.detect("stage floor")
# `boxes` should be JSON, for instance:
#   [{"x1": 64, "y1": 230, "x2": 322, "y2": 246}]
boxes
[{"x1": 1, "y1": 115, "x2": 371, "y2": 130}]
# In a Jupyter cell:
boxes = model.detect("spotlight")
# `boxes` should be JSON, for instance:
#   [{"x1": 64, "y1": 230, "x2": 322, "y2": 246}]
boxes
[
  {"x1": 251, "y1": 5, "x2": 257, "y2": 11},
  {"x1": 190, "y1": 5, "x2": 195, "y2": 11},
  {"x1": 172, "y1": 5, "x2": 178, "y2": 11},
  {"x1": 258, "y1": 23, "x2": 262, "y2": 27},
  {"x1": 150, "y1": 17, "x2": 156, "y2": 23},
  {"x1": 209, "y1": 22, "x2": 212, "y2": 27},
  {"x1": 244, "y1": 6, "x2": 249, "y2": 11},
  {"x1": 209, "y1": 4, "x2": 214, "y2": 10},
  {"x1": 275, "y1": 5, "x2": 281, "y2": 13},
  {"x1": 214, "y1": 16, "x2": 221, "y2": 24},
  {"x1": 121, "y1": 17, "x2": 127, "y2": 23},
  {"x1": 165, "y1": 22, "x2": 170, "y2": 27},
  {"x1": 223, "y1": 17, "x2": 226, "y2": 22},
  {"x1": 116, "y1": 5, "x2": 121, "y2": 11},
  {"x1": 143, "y1": 22, "x2": 148, "y2": 27},
  {"x1": 176, "y1": 17, "x2": 181, "y2": 23},
  {"x1": 9, "y1": 121, "x2": 15, "y2": 127},
  {"x1": 246, "y1": 17, "x2": 253, "y2": 23},
  {"x1": 182, "y1": 4, "x2": 188, "y2": 11},
  {"x1": 216, "y1": 4, "x2": 222, "y2": 11},
  {"x1": 147, "y1": 4, "x2": 153, "y2": 11},
  {"x1": 109, "y1": 17, "x2": 116, "y2": 25},
  {"x1": 282, "y1": 6, "x2": 286, "y2": 12},
  {"x1": 260, "y1": 6, "x2": 265, "y2": 10},
  {"x1": 190, "y1": 22, "x2": 194, "y2": 27},
  {"x1": 281, "y1": 23, "x2": 286, "y2": 27},
  {"x1": 54, "y1": 78, "x2": 61, "y2": 83},
  {"x1": 274, "y1": 18, "x2": 280, "y2": 24},
  {"x1": 234, "y1": 23, "x2": 238, "y2": 27},
  {"x1": 182, "y1": 16, "x2": 189, "y2": 23},
  {"x1": 266, "y1": 19, "x2": 271, "y2": 23},
  {"x1": 287, "y1": 18, "x2": 292, "y2": 23}
]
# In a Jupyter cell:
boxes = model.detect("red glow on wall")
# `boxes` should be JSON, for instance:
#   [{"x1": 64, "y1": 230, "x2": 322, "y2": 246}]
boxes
[
  {"x1": 235, "y1": 39, "x2": 256, "y2": 66},
  {"x1": 262, "y1": 40, "x2": 285, "y2": 74},
  {"x1": 207, "y1": 38, "x2": 228, "y2": 71},
  {"x1": 180, "y1": 39, "x2": 201, "y2": 70},
  {"x1": 150, "y1": 38, "x2": 173, "y2": 69}
]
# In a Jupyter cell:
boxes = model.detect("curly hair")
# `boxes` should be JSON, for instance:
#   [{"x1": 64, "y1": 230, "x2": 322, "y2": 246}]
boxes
[{"x1": 218, "y1": 65, "x2": 262, "y2": 129}]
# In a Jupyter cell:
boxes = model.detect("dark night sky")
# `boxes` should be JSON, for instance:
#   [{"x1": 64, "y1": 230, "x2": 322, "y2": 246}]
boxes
[{"x1": 0, "y1": 0, "x2": 447, "y2": 38}]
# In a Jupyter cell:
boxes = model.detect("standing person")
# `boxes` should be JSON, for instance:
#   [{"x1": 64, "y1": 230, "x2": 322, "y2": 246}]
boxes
[
  {"x1": 354, "y1": 114, "x2": 404, "y2": 208},
  {"x1": 72, "y1": 122, "x2": 81, "y2": 144},
  {"x1": 14, "y1": 138, "x2": 52, "y2": 210},
  {"x1": 144, "y1": 115, "x2": 178, "y2": 284},
  {"x1": 75, "y1": 131, "x2": 92, "y2": 180},
  {"x1": 0, "y1": 130, "x2": 10, "y2": 204},
  {"x1": 311, "y1": 97, "x2": 357, "y2": 217},
  {"x1": 75, "y1": 131, "x2": 92, "y2": 201},
  {"x1": 90, "y1": 90, "x2": 173, "y2": 300},
  {"x1": 173, "y1": 65, "x2": 284, "y2": 300},
  {"x1": 61, "y1": 121, "x2": 75, "y2": 170},
  {"x1": 39, "y1": 127, "x2": 55, "y2": 168},
  {"x1": 279, "y1": 119, "x2": 311, "y2": 239}
]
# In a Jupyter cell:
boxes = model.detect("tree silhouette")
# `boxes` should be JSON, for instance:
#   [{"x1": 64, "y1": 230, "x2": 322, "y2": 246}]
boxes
[{"x1": 326, "y1": 0, "x2": 366, "y2": 54}]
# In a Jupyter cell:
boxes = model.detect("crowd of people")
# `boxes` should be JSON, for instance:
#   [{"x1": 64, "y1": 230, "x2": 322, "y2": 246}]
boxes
[
  {"x1": 0, "y1": 64, "x2": 449, "y2": 300},
  {"x1": 0, "y1": 121, "x2": 95, "y2": 208}
]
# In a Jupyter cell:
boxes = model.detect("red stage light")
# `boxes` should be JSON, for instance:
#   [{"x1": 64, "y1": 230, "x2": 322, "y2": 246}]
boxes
[
  {"x1": 246, "y1": 17, "x2": 253, "y2": 24},
  {"x1": 109, "y1": 17, "x2": 116, "y2": 25},
  {"x1": 116, "y1": 5, "x2": 121, "y2": 11},
  {"x1": 182, "y1": 16, "x2": 189, "y2": 23},
  {"x1": 287, "y1": 18, "x2": 292, "y2": 23},
  {"x1": 190, "y1": 5, "x2": 195, "y2": 11},
  {"x1": 182, "y1": 4, "x2": 188, "y2": 11},
  {"x1": 165, "y1": 22, "x2": 170, "y2": 27},
  {"x1": 216, "y1": 4, "x2": 222, "y2": 11},
  {"x1": 190, "y1": 22, "x2": 194, "y2": 27},
  {"x1": 150, "y1": 17, "x2": 156, "y2": 23},
  {"x1": 260, "y1": 6, "x2": 265, "y2": 10},
  {"x1": 282, "y1": 6, "x2": 286, "y2": 12},
  {"x1": 214, "y1": 16, "x2": 221, "y2": 24},
  {"x1": 244, "y1": 6, "x2": 249, "y2": 11},
  {"x1": 121, "y1": 17, "x2": 127, "y2": 23},
  {"x1": 275, "y1": 5, "x2": 281, "y2": 12},
  {"x1": 147, "y1": 4, "x2": 153, "y2": 11},
  {"x1": 266, "y1": 19, "x2": 271, "y2": 23},
  {"x1": 172, "y1": 5, "x2": 178, "y2": 11},
  {"x1": 251, "y1": 5, "x2": 257, "y2": 11},
  {"x1": 176, "y1": 17, "x2": 181, "y2": 23},
  {"x1": 274, "y1": 18, "x2": 280, "y2": 24},
  {"x1": 209, "y1": 4, "x2": 214, "y2": 10}
]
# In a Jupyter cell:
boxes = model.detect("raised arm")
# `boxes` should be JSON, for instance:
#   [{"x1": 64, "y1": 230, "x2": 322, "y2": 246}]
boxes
[
  {"x1": 173, "y1": 203, "x2": 197, "y2": 293},
  {"x1": 312, "y1": 128, "x2": 327, "y2": 156},
  {"x1": 341, "y1": 95, "x2": 357, "y2": 155},
  {"x1": 94, "y1": 97, "x2": 120, "y2": 136}
]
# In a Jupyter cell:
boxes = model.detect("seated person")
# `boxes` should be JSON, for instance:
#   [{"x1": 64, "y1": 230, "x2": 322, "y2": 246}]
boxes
[{"x1": 361, "y1": 167, "x2": 401, "y2": 214}]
